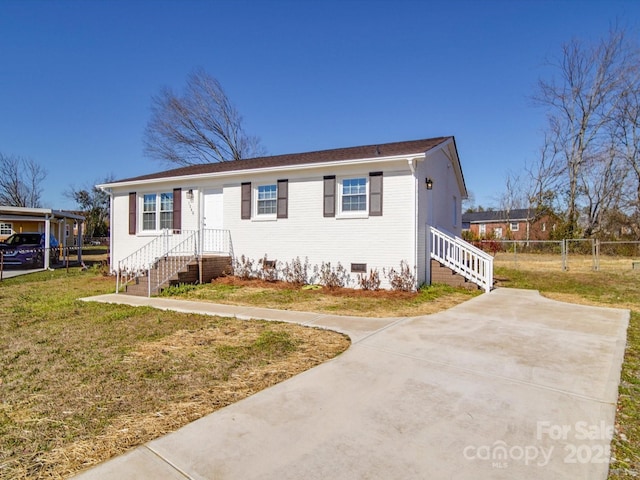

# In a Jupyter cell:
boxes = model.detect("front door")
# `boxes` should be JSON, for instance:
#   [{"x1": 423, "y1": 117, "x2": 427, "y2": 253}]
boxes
[
  {"x1": 203, "y1": 188, "x2": 223, "y2": 230},
  {"x1": 202, "y1": 188, "x2": 225, "y2": 254}
]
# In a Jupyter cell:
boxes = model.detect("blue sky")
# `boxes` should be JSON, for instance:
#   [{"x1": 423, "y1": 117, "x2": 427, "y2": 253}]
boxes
[{"x1": 1, "y1": 0, "x2": 638, "y2": 210}]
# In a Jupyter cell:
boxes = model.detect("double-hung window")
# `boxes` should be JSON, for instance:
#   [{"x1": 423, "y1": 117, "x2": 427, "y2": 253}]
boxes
[
  {"x1": 0, "y1": 223, "x2": 12, "y2": 236},
  {"x1": 341, "y1": 178, "x2": 367, "y2": 213},
  {"x1": 324, "y1": 173, "x2": 382, "y2": 218},
  {"x1": 142, "y1": 192, "x2": 173, "y2": 231},
  {"x1": 257, "y1": 184, "x2": 277, "y2": 216},
  {"x1": 510, "y1": 222, "x2": 519, "y2": 231}
]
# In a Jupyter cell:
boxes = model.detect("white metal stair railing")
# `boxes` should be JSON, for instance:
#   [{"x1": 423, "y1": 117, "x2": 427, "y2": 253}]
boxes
[
  {"x1": 115, "y1": 229, "x2": 197, "y2": 293},
  {"x1": 429, "y1": 226, "x2": 493, "y2": 293},
  {"x1": 150, "y1": 231, "x2": 199, "y2": 296}
]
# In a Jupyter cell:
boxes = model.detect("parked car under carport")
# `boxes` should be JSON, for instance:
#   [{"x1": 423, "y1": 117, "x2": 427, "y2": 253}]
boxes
[{"x1": 0, "y1": 232, "x2": 60, "y2": 268}]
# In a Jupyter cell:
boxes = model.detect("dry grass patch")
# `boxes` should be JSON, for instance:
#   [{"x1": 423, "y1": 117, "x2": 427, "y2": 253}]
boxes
[{"x1": 0, "y1": 268, "x2": 349, "y2": 479}]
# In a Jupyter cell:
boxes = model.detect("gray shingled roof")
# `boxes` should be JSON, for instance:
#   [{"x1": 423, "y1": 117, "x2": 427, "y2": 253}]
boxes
[
  {"x1": 462, "y1": 209, "x2": 533, "y2": 223},
  {"x1": 115, "y1": 137, "x2": 453, "y2": 183}
]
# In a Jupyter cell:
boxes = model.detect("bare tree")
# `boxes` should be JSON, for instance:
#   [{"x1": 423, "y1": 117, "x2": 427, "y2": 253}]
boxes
[
  {"x1": 614, "y1": 76, "x2": 640, "y2": 236},
  {"x1": 579, "y1": 143, "x2": 629, "y2": 236},
  {"x1": 144, "y1": 69, "x2": 265, "y2": 166},
  {"x1": 533, "y1": 27, "x2": 638, "y2": 236},
  {"x1": 65, "y1": 176, "x2": 113, "y2": 238},
  {"x1": 0, "y1": 153, "x2": 47, "y2": 208},
  {"x1": 498, "y1": 171, "x2": 527, "y2": 214},
  {"x1": 526, "y1": 133, "x2": 565, "y2": 214}
]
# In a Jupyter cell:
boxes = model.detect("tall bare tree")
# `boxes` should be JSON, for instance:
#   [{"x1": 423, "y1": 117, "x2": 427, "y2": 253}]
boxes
[
  {"x1": 144, "y1": 69, "x2": 265, "y2": 166},
  {"x1": 579, "y1": 142, "x2": 630, "y2": 236},
  {"x1": 0, "y1": 153, "x2": 47, "y2": 208},
  {"x1": 614, "y1": 76, "x2": 640, "y2": 236},
  {"x1": 533, "y1": 27, "x2": 638, "y2": 236}
]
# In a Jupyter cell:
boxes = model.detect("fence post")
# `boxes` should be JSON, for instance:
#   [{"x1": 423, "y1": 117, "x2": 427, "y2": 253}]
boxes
[
  {"x1": 562, "y1": 239, "x2": 567, "y2": 271},
  {"x1": 593, "y1": 239, "x2": 600, "y2": 271}
]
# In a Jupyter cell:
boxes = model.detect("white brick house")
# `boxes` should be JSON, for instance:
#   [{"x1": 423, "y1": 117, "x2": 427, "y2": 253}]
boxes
[{"x1": 99, "y1": 137, "x2": 492, "y2": 293}]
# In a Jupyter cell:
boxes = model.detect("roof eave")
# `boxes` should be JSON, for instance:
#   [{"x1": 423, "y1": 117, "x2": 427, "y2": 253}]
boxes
[{"x1": 98, "y1": 152, "x2": 428, "y2": 190}]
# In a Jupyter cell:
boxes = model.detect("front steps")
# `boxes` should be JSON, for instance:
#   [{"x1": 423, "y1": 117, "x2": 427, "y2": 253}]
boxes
[
  {"x1": 430, "y1": 259, "x2": 481, "y2": 291},
  {"x1": 124, "y1": 256, "x2": 232, "y2": 296}
]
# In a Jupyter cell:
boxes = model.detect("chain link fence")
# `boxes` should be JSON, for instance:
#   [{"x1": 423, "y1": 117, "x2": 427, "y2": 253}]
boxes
[{"x1": 476, "y1": 239, "x2": 640, "y2": 272}]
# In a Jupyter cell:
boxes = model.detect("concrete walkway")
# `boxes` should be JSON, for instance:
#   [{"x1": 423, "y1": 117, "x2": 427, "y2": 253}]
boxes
[{"x1": 75, "y1": 288, "x2": 629, "y2": 479}]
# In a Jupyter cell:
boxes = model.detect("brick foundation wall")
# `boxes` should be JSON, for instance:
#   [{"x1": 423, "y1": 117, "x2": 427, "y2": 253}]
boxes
[
  {"x1": 430, "y1": 259, "x2": 478, "y2": 290},
  {"x1": 200, "y1": 256, "x2": 232, "y2": 283}
]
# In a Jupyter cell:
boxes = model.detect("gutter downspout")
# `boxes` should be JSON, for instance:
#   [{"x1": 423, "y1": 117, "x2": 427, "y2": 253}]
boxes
[{"x1": 408, "y1": 158, "x2": 420, "y2": 290}]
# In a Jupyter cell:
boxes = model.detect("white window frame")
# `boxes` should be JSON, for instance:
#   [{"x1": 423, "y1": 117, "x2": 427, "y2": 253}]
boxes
[
  {"x1": 338, "y1": 176, "x2": 368, "y2": 218},
  {"x1": 494, "y1": 227, "x2": 503, "y2": 239},
  {"x1": 0, "y1": 222, "x2": 12, "y2": 236},
  {"x1": 479, "y1": 224, "x2": 486, "y2": 235},
  {"x1": 254, "y1": 183, "x2": 277, "y2": 220},
  {"x1": 141, "y1": 192, "x2": 173, "y2": 232},
  {"x1": 510, "y1": 222, "x2": 519, "y2": 231}
]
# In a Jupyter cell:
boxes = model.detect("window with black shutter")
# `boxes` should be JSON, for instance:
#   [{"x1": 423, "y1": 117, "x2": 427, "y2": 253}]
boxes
[
  {"x1": 323, "y1": 176, "x2": 336, "y2": 217},
  {"x1": 128, "y1": 192, "x2": 136, "y2": 235},
  {"x1": 277, "y1": 179, "x2": 288, "y2": 219},
  {"x1": 241, "y1": 182, "x2": 251, "y2": 219},
  {"x1": 369, "y1": 172, "x2": 383, "y2": 216}
]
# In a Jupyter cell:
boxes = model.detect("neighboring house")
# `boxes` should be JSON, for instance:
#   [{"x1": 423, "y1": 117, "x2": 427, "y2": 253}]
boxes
[
  {"x1": 99, "y1": 137, "x2": 493, "y2": 293},
  {"x1": 462, "y1": 208, "x2": 555, "y2": 241},
  {"x1": 0, "y1": 206, "x2": 85, "y2": 268}
]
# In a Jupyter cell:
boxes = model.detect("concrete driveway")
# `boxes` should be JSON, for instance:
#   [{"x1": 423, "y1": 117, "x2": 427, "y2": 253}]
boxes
[{"x1": 75, "y1": 288, "x2": 629, "y2": 479}]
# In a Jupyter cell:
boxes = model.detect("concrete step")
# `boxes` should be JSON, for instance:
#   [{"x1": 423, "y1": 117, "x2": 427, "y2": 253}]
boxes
[
  {"x1": 430, "y1": 259, "x2": 480, "y2": 291},
  {"x1": 124, "y1": 256, "x2": 232, "y2": 296}
]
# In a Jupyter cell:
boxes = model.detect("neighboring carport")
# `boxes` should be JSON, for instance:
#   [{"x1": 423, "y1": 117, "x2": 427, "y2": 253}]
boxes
[{"x1": 0, "y1": 206, "x2": 85, "y2": 270}]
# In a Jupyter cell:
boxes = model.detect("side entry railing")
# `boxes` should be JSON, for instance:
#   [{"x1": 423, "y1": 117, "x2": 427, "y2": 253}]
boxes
[{"x1": 429, "y1": 226, "x2": 493, "y2": 293}]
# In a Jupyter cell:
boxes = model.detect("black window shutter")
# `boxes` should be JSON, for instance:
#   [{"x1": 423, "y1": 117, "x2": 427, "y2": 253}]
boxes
[
  {"x1": 172, "y1": 188, "x2": 182, "y2": 233},
  {"x1": 277, "y1": 179, "x2": 288, "y2": 219},
  {"x1": 323, "y1": 176, "x2": 336, "y2": 217},
  {"x1": 241, "y1": 182, "x2": 251, "y2": 219},
  {"x1": 369, "y1": 172, "x2": 383, "y2": 216},
  {"x1": 128, "y1": 192, "x2": 136, "y2": 235}
]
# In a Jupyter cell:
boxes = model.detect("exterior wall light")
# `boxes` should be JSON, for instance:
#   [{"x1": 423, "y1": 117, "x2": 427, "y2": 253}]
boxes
[
  {"x1": 186, "y1": 189, "x2": 194, "y2": 201},
  {"x1": 425, "y1": 178, "x2": 433, "y2": 190}
]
